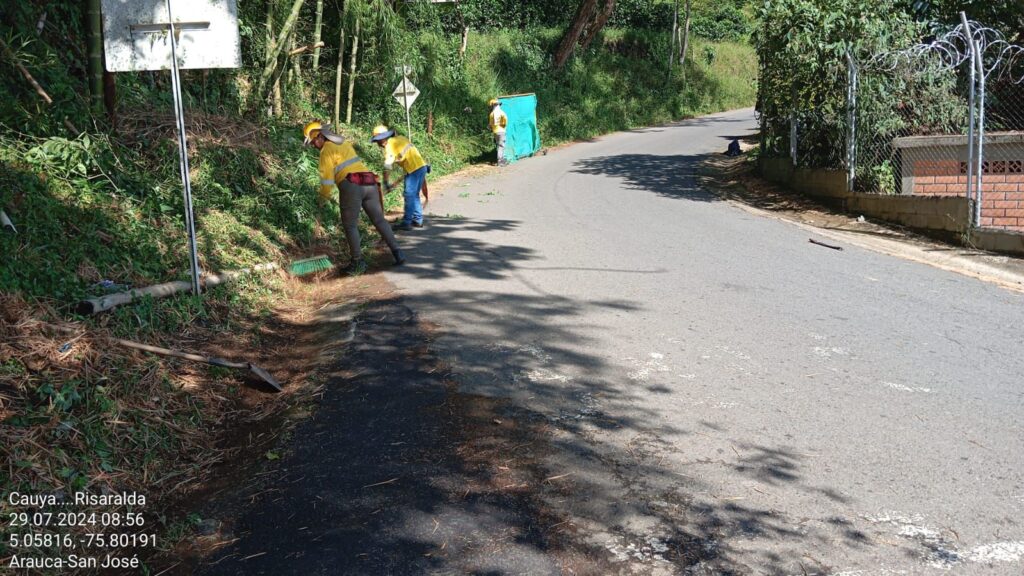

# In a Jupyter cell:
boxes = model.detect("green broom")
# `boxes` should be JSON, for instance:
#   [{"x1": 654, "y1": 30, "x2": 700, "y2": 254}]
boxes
[{"x1": 288, "y1": 255, "x2": 333, "y2": 276}]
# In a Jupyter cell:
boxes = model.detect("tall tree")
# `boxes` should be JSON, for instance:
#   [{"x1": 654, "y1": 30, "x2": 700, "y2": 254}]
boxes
[
  {"x1": 552, "y1": 0, "x2": 599, "y2": 69},
  {"x1": 345, "y1": 16, "x2": 360, "y2": 124},
  {"x1": 678, "y1": 0, "x2": 691, "y2": 67},
  {"x1": 579, "y1": 0, "x2": 616, "y2": 52},
  {"x1": 255, "y1": 0, "x2": 306, "y2": 104}
]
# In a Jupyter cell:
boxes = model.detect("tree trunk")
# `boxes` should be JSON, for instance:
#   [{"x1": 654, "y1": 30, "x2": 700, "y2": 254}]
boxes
[
  {"x1": 103, "y1": 71, "x2": 116, "y2": 126},
  {"x1": 334, "y1": 5, "x2": 347, "y2": 127},
  {"x1": 273, "y1": 73, "x2": 283, "y2": 116},
  {"x1": 86, "y1": 0, "x2": 103, "y2": 114},
  {"x1": 345, "y1": 17, "x2": 360, "y2": 124},
  {"x1": 286, "y1": 31, "x2": 296, "y2": 86},
  {"x1": 288, "y1": 26, "x2": 303, "y2": 99},
  {"x1": 552, "y1": 0, "x2": 599, "y2": 70},
  {"x1": 265, "y1": 0, "x2": 276, "y2": 116},
  {"x1": 456, "y1": 0, "x2": 469, "y2": 57},
  {"x1": 312, "y1": 0, "x2": 324, "y2": 70},
  {"x1": 668, "y1": 0, "x2": 678, "y2": 77},
  {"x1": 256, "y1": 0, "x2": 306, "y2": 103},
  {"x1": 679, "y1": 0, "x2": 691, "y2": 67},
  {"x1": 578, "y1": 0, "x2": 616, "y2": 52}
]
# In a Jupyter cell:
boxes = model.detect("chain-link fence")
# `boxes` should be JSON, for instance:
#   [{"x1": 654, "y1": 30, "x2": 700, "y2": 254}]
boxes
[{"x1": 761, "y1": 17, "x2": 1024, "y2": 233}]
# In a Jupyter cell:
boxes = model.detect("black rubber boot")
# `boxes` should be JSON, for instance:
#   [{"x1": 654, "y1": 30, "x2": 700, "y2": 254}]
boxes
[
  {"x1": 391, "y1": 249, "x2": 406, "y2": 265},
  {"x1": 340, "y1": 259, "x2": 367, "y2": 276}
]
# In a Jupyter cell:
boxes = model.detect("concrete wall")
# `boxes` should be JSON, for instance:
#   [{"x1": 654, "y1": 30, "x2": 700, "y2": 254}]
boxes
[
  {"x1": 844, "y1": 194, "x2": 970, "y2": 233},
  {"x1": 760, "y1": 157, "x2": 848, "y2": 198},
  {"x1": 757, "y1": 156, "x2": 1024, "y2": 255},
  {"x1": 970, "y1": 228, "x2": 1024, "y2": 254}
]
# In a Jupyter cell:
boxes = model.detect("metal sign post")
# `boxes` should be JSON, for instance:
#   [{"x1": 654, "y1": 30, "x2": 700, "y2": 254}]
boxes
[
  {"x1": 392, "y1": 72, "x2": 419, "y2": 142},
  {"x1": 102, "y1": 0, "x2": 241, "y2": 296},
  {"x1": 164, "y1": 0, "x2": 202, "y2": 295}
]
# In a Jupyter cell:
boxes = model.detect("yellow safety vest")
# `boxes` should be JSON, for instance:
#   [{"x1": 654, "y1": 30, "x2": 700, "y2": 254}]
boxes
[
  {"x1": 318, "y1": 141, "x2": 370, "y2": 200},
  {"x1": 489, "y1": 107, "x2": 508, "y2": 134},
  {"x1": 383, "y1": 136, "x2": 427, "y2": 174}
]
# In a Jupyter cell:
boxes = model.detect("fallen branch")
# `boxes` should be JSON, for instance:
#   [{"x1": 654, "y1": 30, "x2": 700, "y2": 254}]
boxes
[
  {"x1": 288, "y1": 41, "x2": 325, "y2": 56},
  {"x1": 44, "y1": 323, "x2": 282, "y2": 391},
  {"x1": 809, "y1": 238, "x2": 843, "y2": 251}
]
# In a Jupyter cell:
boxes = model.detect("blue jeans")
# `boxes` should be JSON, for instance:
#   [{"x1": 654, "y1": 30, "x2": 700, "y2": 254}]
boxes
[{"x1": 402, "y1": 166, "x2": 427, "y2": 225}]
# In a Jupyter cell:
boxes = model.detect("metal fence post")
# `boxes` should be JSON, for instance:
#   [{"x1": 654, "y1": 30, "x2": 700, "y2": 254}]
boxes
[
  {"x1": 960, "y1": 13, "x2": 977, "y2": 226},
  {"x1": 846, "y1": 50, "x2": 858, "y2": 193},
  {"x1": 971, "y1": 27, "x2": 986, "y2": 228}
]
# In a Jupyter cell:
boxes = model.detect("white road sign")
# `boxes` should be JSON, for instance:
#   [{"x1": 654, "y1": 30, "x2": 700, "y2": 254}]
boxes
[
  {"x1": 393, "y1": 77, "x2": 420, "y2": 110},
  {"x1": 101, "y1": 0, "x2": 241, "y2": 72}
]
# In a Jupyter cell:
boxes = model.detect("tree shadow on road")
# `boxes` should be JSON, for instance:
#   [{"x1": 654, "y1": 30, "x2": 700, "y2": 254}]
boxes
[
  {"x1": 570, "y1": 153, "x2": 723, "y2": 202},
  {"x1": 181, "y1": 212, "x2": 926, "y2": 576}
]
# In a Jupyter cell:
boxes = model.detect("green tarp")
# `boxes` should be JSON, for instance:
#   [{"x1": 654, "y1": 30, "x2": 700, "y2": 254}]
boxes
[{"x1": 498, "y1": 93, "x2": 541, "y2": 163}]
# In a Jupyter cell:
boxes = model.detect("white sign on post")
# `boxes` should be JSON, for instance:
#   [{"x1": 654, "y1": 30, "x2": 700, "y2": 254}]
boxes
[
  {"x1": 102, "y1": 0, "x2": 241, "y2": 71},
  {"x1": 392, "y1": 77, "x2": 420, "y2": 110},
  {"x1": 101, "y1": 0, "x2": 241, "y2": 296},
  {"x1": 393, "y1": 75, "x2": 419, "y2": 143}
]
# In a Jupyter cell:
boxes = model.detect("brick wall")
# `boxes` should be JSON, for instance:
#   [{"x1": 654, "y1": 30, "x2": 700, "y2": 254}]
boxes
[{"x1": 910, "y1": 159, "x2": 1024, "y2": 231}]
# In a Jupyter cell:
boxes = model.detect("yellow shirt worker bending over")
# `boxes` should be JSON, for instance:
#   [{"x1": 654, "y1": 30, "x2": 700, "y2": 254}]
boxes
[
  {"x1": 304, "y1": 121, "x2": 405, "y2": 275},
  {"x1": 371, "y1": 125, "x2": 429, "y2": 231}
]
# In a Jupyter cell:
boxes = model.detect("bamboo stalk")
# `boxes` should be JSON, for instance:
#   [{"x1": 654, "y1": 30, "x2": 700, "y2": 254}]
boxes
[
  {"x1": 0, "y1": 38, "x2": 80, "y2": 134},
  {"x1": 256, "y1": 0, "x2": 307, "y2": 102},
  {"x1": 87, "y1": 0, "x2": 103, "y2": 113},
  {"x1": 334, "y1": 3, "x2": 348, "y2": 127},
  {"x1": 76, "y1": 263, "x2": 278, "y2": 315},
  {"x1": 265, "y1": 0, "x2": 276, "y2": 117},
  {"x1": 345, "y1": 16, "x2": 360, "y2": 124},
  {"x1": 312, "y1": 0, "x2": 324, "y2": 70}
]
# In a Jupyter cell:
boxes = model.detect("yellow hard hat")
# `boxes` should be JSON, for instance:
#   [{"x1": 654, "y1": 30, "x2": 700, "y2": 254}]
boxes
[
  {"x1": 488, "y1": 98, "x2": 500, "y2": 107},
  {"x1": 370, "y1": 124, "x2": 395, "y2": 142},
  {"x1": 303, "y1": 121, "x2": 322, "y2": 145}
]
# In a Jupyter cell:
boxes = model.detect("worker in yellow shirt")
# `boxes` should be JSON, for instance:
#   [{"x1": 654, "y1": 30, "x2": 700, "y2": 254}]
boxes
[
  {"x1": 488, "y1": 98, "x2": 508, "y2": 166},
  {"x1": 370, "y1": 125, "x2": 429, "y2": 231},
  {"x1": 304, "y1": 121, "x2": 405, "y2": 275}
]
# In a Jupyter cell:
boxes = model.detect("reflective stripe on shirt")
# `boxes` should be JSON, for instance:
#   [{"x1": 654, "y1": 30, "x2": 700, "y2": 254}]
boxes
[
  {"x1": 321, "y1": 179, "x2": 335, "y2": 186},
  {"x1": 334, "y1": 156, "x2": 362, "y2": 174},
  {"x1": 401, "y1": 143, "x2": 413, "y2": 156}
]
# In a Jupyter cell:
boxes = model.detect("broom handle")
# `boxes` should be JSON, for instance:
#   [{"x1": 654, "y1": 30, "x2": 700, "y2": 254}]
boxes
[{"x1": 113, "y1": 339, "x2": 248, "y2": 369}]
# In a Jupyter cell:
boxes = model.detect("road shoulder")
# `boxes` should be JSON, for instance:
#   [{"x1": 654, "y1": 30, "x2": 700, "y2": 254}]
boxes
[{"x1": 702, "y1": 154, "x2": 1024, "y2": 293}]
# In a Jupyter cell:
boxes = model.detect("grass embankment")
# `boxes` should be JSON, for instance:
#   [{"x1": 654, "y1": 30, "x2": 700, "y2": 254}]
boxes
[{"x1": 0, "y1": 26, "x2": 755, "y2": 569}]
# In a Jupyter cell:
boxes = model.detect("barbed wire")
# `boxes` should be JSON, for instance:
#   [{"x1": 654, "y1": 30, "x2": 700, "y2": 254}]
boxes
[{"x1": 867, "y1": 21, "x2": 1024, "y2": 84}]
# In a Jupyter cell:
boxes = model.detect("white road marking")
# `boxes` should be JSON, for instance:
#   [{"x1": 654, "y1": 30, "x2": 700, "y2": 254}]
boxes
[{"x1": 882, "y1": 381, "x2": 933, "y2": 394}]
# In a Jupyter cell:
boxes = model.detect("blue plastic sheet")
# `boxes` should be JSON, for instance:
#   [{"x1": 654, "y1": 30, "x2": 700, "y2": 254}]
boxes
[{"x1": 498, "y1": 93, "x2": 541, "y2": 163}]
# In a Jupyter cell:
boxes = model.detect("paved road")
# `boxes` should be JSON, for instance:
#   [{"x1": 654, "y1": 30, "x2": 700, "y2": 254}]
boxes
[{"x1": 385, "y1": 108, "x2": 1024, "y2": 574}]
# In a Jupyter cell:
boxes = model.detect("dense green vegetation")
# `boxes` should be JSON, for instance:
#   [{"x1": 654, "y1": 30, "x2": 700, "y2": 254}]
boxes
[
  {"x1": 754, "y1": 0, "x2": 1015, "y2": 191},
  {"x1": 2, "y1": 1, "x2": 757, "y2": 304}
]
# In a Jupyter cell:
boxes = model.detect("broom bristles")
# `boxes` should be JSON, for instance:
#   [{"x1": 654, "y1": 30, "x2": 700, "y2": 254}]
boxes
[{"x1": 289, "y1": 255, "x2": 333, "y2": 276}]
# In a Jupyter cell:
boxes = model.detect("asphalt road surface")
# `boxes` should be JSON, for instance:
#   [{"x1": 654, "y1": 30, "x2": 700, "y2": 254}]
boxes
[{"x1": 383, "y1": 108, "x2": 1024, "y2": 574}]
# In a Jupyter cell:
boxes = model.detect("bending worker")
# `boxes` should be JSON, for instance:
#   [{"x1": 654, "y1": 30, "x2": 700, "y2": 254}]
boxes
[
  {"x1": 488, "y1": 98, "x2": 508, "y2": 166},
  {"x1": 370, "y1": 125, "x2": 429, "y2": 231},
  {"x1": 304, "y1": 121, "x2": 405, "y2": 275}
]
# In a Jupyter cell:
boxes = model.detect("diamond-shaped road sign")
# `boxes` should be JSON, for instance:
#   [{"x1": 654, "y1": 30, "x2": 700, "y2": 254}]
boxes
[{"x1": 392, "y1": 76, "x2": 419, "y2": 110}]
